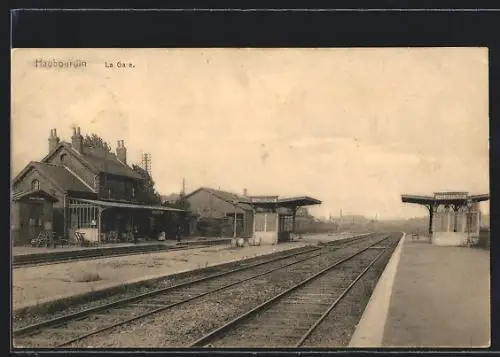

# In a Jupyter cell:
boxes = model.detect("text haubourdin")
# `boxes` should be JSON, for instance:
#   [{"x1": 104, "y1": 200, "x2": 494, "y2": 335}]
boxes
[{"x1": 34, "y1": 58, "x2": 87, "y2": 68}]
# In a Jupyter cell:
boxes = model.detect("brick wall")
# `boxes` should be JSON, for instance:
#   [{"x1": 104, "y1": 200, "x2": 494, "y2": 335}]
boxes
[
  {"x1": 187, "y1": 189, "x2": 253, "y2": 238},
  {"x1": 187, "y1": 189, "x2": 247, "y2": 219},
  {"x1": 12, "y1": 169, "x2": 65, "y2": 208}
]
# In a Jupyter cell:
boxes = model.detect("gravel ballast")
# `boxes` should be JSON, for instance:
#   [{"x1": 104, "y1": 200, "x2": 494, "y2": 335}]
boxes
[{"x1": 59, "y1": 235, "x2": 388, "y2": 348}]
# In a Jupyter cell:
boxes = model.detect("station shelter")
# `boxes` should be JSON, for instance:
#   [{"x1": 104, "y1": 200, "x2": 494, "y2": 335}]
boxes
[
  {"x1": 66, "y1": 198, "x2": 186, "y2": 243},
  {"x1": 401, "y1": 191, "x2": 489, "y2": 246},
  {"x1": 237, "y1": 196, "x2": 322, "y2": 245}
]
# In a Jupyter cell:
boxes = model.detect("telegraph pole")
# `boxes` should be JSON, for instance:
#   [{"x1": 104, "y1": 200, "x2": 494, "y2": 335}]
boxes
[{"x1": 142, "y1": 153, "x2": 152, "y2": 174}]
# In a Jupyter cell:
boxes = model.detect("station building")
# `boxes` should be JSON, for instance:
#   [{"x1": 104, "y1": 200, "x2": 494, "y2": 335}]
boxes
[
  {"x1": 401, "y1": 191, "x2": 489, "y2": 246},
  {"x1": 11, "y1": 127, "x2": 183, "y2": 245},
  {"x1": 185, "y1": 187, "x2": 322, "y2": 244}
]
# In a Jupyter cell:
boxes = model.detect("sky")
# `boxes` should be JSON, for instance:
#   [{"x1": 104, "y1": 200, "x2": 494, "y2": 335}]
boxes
[{"x1": 11, "y1": 48, "x2": 489, "y2": 220}]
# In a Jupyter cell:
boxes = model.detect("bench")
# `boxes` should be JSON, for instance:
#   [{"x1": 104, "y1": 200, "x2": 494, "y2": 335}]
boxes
[{"x1": 31, "y1": 231, "x2": 56, "y2": 247}]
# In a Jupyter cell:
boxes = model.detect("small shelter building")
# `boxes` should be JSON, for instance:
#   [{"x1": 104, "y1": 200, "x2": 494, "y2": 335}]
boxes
[{"x1": 401, "y1": 191, "x2": 489, "y2": 246}]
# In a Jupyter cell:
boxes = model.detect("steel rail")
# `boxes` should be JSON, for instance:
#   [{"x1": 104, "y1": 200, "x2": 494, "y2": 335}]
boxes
[
  {"x1": 54, "y1": 234, "x2": 376, "y2": 347},
  {"x1": 294, "y1": 244, "x2": 389, "y2": 347},
  {"x1": 14, "y1": 245, "x2": 321, "y2": 337},
  {"x1": 13, "y1": 244, "x2": 221, "y2": 268},
  {"x1": 15, "y1": 233, "x2": 375, "y2": 348},
  {"x1": 188, "y1": 235, "x2": 391, "y2": 347}
]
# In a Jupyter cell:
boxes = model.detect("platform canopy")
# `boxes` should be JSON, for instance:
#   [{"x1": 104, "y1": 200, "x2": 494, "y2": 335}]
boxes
[
  {"x1": 76, "y1": 198, "x2": 186, "y2": 212},
  {"x1": 401, "y1": 191, "x2": 489, "y2": 236},
  {"x1": 401, "y1": 192, "x2": 490, "y2": 206},
  {"x1": 235, "y1": 195, "x2": 322, "y2": 210},
  {"x1": 12, "y1": 189, "x2": 59, "y2": 202}
]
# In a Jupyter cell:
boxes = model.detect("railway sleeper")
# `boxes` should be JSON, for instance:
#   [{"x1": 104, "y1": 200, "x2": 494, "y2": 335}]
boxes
[
  {"x1": 281, "y1": 300, "x2": 333, "y2": 306},
  {"x1": 91, "y1": 313, "x2": 136, "y2": 319},
  {"x1": 43, "y1": 327, "x2": 86, "y2": 335},
  {"x1": 243, "y1": 324, "x2": 311, "y2": 331},
  {"x1": 129, "y1": 303, "x2": 169, "y2": 308},
  {"x1": 258, "y1": 310, "x2": 324, "y2": 318},
  {"x1": 14, "y1": 337, "x2": 52, "y2": 347},
  {"x1": 141, "y1": 298, "x2": 187, "y2": 305},
  {"x1": 231, "y1": 331, "x2": 307, "y2": 339}
]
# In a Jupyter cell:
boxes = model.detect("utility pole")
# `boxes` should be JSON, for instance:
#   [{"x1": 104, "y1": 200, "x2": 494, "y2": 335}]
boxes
[
  {"x1": 141, "y1": 153, "x2": 152, "y2": 174},
  {"x1": 181, "y1": 177, "x2": 186, "y2": 195}
]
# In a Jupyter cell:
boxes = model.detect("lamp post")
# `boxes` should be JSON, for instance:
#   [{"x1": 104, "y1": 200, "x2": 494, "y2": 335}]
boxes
[
  {"x1": 232, "y1": 200, "x2": 238, "y2": 239},
  {"x1": 466, "y1": 199, "x2": 472, "y2": 247}
]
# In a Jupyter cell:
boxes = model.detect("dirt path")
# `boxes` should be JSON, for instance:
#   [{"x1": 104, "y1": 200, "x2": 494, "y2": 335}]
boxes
[{"x1": 13, "y1": 242, "x2": 307, "y2": 310}]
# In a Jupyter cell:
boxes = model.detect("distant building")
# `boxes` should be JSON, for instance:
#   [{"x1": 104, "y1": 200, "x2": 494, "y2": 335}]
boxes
[
  {"x1": 185, "y1": 187, "x2": 321, "y2": 243},
  {"x1": 185, "y1": 187, "x2": 254, "y2": 238}
]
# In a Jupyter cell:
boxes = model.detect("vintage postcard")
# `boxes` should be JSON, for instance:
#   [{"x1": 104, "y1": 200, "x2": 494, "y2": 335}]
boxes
[{"x1": 11, "y1": 48, "x2": 490, "y2": 349}]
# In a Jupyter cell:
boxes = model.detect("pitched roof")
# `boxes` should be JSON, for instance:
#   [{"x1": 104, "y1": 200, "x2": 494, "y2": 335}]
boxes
[
  {"x1": 43, "y1": 142, "x2": 143, "y2": 180},
  {"x1": 81, "y1": 151, "x2": 143, "y2": 180},
  {"x1": 76, "y1": 198, "x2": 186, "y2": 212},
  {"x1": 14, "y1": 161, "x2": 94, "y2": 194},
  {"x1": 186, "y1": 187, "x2": 253, "y2": 211}
]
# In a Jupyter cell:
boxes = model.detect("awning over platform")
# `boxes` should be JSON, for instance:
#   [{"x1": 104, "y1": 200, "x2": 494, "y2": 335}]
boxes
[
  {"x1": 276, "y1": 196, "x2": 322, "y2": 207},
  {"x1": 12, "y1": 189, "x2": 59, "y2": 202},
  {"x1": 401, "y1": 193, "x2": 490, "y2": 206},
  {"x1": 241, "y1": 195, "x2": 322, "y2": 208},
  {"x1": 76, "y1": 199, "x2": 186, "y2": 212}
]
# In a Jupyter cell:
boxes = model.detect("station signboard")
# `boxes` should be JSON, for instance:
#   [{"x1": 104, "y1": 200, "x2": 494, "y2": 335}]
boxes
[
  {"x1": 434, "y1": 192, "x2": 468, "y2": 200},
  {"x1": 249, "y1": 196, "x2": 279, "y2": 203}
]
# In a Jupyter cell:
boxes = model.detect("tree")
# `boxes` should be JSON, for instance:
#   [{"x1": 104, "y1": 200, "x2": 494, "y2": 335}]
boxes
[
  {"x1": 83, "y1": 133, "x2": 112, "y2": 152},
  {"x1": 132, "y1": 164, "x2": 162, "y2": 205},
  {"x1": 168, "y1": 192, "x2": 191, "y2": 211}
]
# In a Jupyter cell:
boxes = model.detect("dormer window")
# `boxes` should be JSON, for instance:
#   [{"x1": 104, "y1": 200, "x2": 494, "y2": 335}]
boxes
[
  {"x1": 31, "y1": 179, "x2": 40, "y2": 191},
  {"x1": 60, "y1": 154, "x2": 67, "y2": 163}
]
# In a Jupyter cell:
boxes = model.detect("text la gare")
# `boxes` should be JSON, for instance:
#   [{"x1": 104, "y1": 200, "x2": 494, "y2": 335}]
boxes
[{"x1": 105, "y1": 61, "x2": 135, "y2": 68}]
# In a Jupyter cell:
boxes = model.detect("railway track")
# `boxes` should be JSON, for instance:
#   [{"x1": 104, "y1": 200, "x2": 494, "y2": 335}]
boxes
[
  {"x1": 14, "y1": 233, "x2": 376, "y2": 348},
  {"x1": 189, "y1": 233, "x2": 400, "y2": 348},
  {"x1": 13, "y1": 240, "x2": 232, "y2": 268}
]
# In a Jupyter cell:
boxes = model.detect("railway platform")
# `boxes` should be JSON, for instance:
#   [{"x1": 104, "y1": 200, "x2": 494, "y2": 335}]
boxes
[
  {"x1": 349, "y1": 233, "x2": 490, "y2": 348},
  {"x1": 13, "y1": 237, "x2": 230, "y2": 256},
  {"x1": 13, "y1": 241, "x2": 308, "y2": 312}
]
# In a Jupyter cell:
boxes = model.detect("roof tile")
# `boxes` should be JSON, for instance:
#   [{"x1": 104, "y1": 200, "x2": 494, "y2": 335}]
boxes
[{"x1": 33, "y1": 162, "x2": 93, "y2": 193}]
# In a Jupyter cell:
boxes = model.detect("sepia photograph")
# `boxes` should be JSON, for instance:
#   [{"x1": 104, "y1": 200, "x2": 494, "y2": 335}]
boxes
[{"x1": 10, "y1": 47, "x2": 490, "y2": 349}]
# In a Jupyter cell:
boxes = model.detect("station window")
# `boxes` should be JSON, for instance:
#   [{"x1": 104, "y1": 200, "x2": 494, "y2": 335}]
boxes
[{"x1": 31, "y1": 179, "x2": 40, "y2": 191}]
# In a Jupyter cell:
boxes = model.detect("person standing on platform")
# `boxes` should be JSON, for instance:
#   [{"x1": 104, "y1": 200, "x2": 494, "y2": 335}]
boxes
[{"x1": 176, "y1": 223, "x2": 181, "y2": 242}]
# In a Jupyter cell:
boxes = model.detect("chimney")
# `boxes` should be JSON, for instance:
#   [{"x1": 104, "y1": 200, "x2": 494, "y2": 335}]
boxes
[
  {"x1": 243, "y1": 188, "x2": 248, "y2": 196},
  {"x1": 48, "y1": 128, "x2": 60, "y2": 154},
  {"x1": 116, "y1": 139, "x2": 127, "y2": 164},
  {"x1": 71, "y1": 126, "x2": 84, "y2": 153}
]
